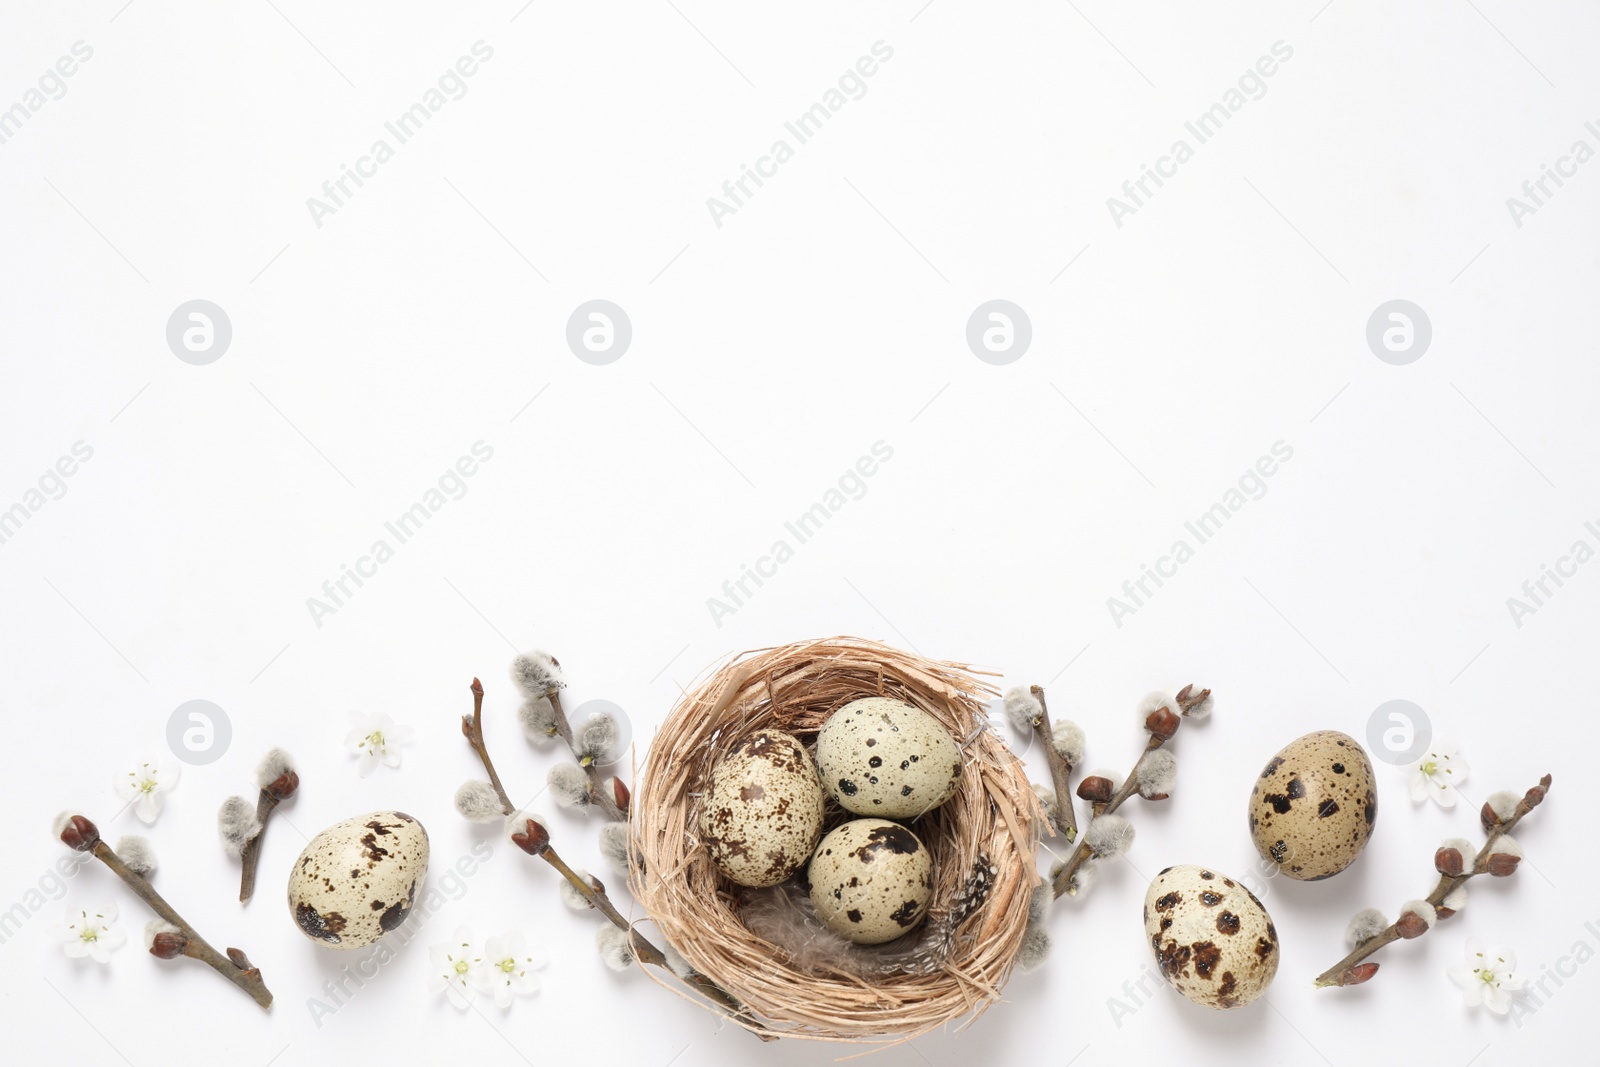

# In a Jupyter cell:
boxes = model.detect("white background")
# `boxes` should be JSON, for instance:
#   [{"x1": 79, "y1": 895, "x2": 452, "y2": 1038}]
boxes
[{"x1": 2, "y1": 1, "x2": 1595, "y2": 1064}]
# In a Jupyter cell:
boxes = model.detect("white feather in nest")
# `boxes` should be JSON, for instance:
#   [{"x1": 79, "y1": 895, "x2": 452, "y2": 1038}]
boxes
[{"x1": 735, "y1": 854, "x2": 997, "y2": 978}]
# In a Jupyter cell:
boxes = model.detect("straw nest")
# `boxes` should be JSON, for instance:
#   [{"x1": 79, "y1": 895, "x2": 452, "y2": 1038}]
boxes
[{"x1": 630, "y1": 636, "x2": 1043, "y2": 1044}]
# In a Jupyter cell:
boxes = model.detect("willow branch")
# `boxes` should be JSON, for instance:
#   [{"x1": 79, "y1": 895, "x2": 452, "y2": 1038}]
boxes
[
  {"x1": 237, "y1": 790, "x2": 279, "y2": 903},
  {"x1": 1029, "y1": 685, "x2": 1078, "y2": 842},
  {"x1": 1315, "y1": 774, "x2": 1551, "y2": 988},
  {"x1": 1051, "y1": 734, "x2": 1161, "y2": 898},
  {"x1": 463, "y1": 677, "x2": 516, "y2": 814},
  {"x1": 59, "y1": 818, "x2": 272, "y2": 1009}
]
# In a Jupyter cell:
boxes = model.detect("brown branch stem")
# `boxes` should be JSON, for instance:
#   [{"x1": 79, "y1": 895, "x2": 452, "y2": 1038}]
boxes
[
  {"x1": 1314, "y1": 774, "x2": 1552, "y2": 988},
  {"x1": 466, "y1": 679, "x2": 767, "y2": 1037},
  {"x1": 237, "y1": 790, "x2": 280, "y2": 903},
  {"x1": 1051, "y1": 734, "x2": 1162, "y2": 898},
  {"x1": 465, "y1": 678, "x2": 516, "y2": 814},
  {"x1": 1028, "y1": 685, "x2": 1078, "y2": 842},
  {"x1": 535, "y1": 843, "x2": 770, "y2": 1036},
  {"x1": 93, "y1": 840, "x2": 273, "y2": 1009}
]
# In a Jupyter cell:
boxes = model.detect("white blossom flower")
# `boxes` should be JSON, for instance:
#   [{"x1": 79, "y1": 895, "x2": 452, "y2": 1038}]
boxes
[
  {"x1": 1406, "y1": 741, "x2": 1468, "y2": 808},
  {"x1": 428, "y1": 927, "x2": 482, "y2": 1008},
  {"x1": 61, "y1": 903, "x2": 126, "y2": 962},
  {"x1": 114, "y1": 758, "x2": 179, "y2": 825},
  {"x1": 345, "y1": 711, "x2": 413, "y2": 777},
  {"x1": 1448, "y1": 938, "x2": 1525, "y2": 1015},
  {"x1": 471, "y1": 932, "x2": 547, "y2": 1007}
]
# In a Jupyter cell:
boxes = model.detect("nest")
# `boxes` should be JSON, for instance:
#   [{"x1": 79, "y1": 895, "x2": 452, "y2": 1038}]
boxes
[{"x1": 630, "y1": 636, "x2": 1042, "y2": 1044}]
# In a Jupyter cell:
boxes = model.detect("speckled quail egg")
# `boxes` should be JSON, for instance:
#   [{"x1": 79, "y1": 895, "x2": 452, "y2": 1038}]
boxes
[
  {"x1": 1144, "y1": 865, "x2": 1279, "y2": 1009},
  {"x1": 288, "y1": 811, "x2": 428, "y2": 950},
  {"x1": 808, "y1": 818, "x2": 933, "y2": 945},
  {"x1": 816, "y1": 697, "x2": 962, "y2": 818},
  {"x1": 700, "y1": 730, "x2": 826, "y2": 887},
  {"x1": 1249, "y1": 730, "x2": 1377, "y2": 881}
]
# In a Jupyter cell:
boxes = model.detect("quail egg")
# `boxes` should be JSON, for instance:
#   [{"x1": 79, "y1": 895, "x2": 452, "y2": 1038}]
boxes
[
  {"x1": 1249, "y1": 730, "x2": 1377, "y2": 880},
  {"x1": 816, "y1": 697, "x2": 962, "y2": 818},
  {"x1": 808, "y1": 818, "x2": 933, "y2": 945},
  {"x1": 288, "y1": 811, "x2": 428, "y2": 950},
  {"x1": 1144, "y1": 864, "x2": 1279, "y2": 1008},
  {"x1": 700, "y1": 730, "x2": 825, "y2": 887}
]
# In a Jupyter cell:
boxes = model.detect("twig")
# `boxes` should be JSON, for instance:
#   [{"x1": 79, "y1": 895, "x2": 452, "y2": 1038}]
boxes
[
  {"x1": 1051, "y1": 735, "x2": 1159, "y2": 898},
  {"x1": 504, "y1": 813, "x2": 772, "y2": 1036},
  {"x1": 1050, "y1": 684, "x2": 1207, "y2": 899},
  {"x1": 238, "y1": 791, "x2": 278, "y2": 903},
  {"x1": 462, "y1": 678, "x2": 515, "y2": 814},
  {"x1": 1029, "y1": 684, "x2": 1078, "y2": 842},
  {"x1": 460, "y1": 678, "x2": 768, "y2": 1037},
  {"x1": 1315, "y1": 774, "x2": 1552, "y2": 988},
  {"x1": 58, "y1": 815, "x2": 272, "y2": 1009}
]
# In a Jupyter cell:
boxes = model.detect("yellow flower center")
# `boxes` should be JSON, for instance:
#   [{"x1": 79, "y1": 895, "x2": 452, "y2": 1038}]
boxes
[
  {"x1": 454, "y1": 959, "x2": 469, "y2": 975},
  {"x1": 500, "y1": 958, "x2": 516, "y2": 973},
  {"x1": 1420, "y1": 759, "x2": 1437, "y2": 776}
]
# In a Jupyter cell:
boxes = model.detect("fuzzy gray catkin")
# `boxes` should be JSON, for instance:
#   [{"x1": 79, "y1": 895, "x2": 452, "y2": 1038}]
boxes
[
  {"x1": 454, "y1": 781, "x2": 503, "y2": 822},
  {"x1": 217, "y1": 796, "x2": 262, "y2": 857},
  {"x1": 510, "y1": 650, "x2": 564, "y2": 697},
  {"x1": 116, "y1": 835, "x2": 157, "y2": 875},
  {"x1": 573, "y1": 713, "x2": 619, "y2": 764},
  {"x1": 254, "y1": 748, "x2": 295, "y2": 789},
  {"x1": 1002, "y1": 687, "x2": 1042, "y2": 733},
  {"x1": 548, "y1": 764, "x2": 591, "y2": 808}
]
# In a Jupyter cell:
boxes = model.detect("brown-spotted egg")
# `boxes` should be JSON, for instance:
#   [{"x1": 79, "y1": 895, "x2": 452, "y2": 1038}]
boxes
[
  {"x1": 816, "y1": 697, "x2": 962, "y2": 818},
  {"x1": 808, "y1": 818, "x2": 933, "y2": 945},
  {"x1": 288, "y1": 811, "x2": 428, "y2": 949},
  {"x1": 700, "y1": 730, "x2": 825, "y2": 887},
  {"x1": 1144, "y1": 864, "x2": 1279, "y2": 1009},
  {"x1": 1249, "y1": 730, "x2": 1377, "y2": 880}
]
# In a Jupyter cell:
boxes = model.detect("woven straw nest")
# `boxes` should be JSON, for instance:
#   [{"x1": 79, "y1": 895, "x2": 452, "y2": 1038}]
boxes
[{"x1": 630, "y1": 636, "x2": 1043, "y2": 1044}]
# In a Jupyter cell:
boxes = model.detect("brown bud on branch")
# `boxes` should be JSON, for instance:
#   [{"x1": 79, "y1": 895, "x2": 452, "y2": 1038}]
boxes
[
  {"x1": 510, "y1": 818, "x2": 550, "y2": 857},
  {"x1": 1395, "y1": 911, "x2": 1430, "y2": 939},
  {"x1": 57, "y1": 814, "x2": 100, "y2": 852},
  {"x1": 1143, "y1": 706, "x2": 1180, "y2": 741},
  {"x1": 1076, "y1": 776, "x2": 1115, "y2": 804}
]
